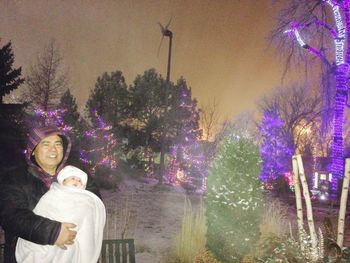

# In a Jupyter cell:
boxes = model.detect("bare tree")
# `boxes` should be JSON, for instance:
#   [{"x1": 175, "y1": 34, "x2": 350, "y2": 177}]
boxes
[
  {"x1": 258, "y1": 84, "x2": 322, "y2": 156},
  {"x1": 200, "y1": 98, "x2": 220, "y2": 141},
  {"x1": 22, "y1": 40, "x2": 68, "y2": 111},
  {"x1": 214, "y1": 111, "x2": 258, "y2": 146},
  {"x1": 271, "y1": 0, "x2": 350, "y2": 189}
]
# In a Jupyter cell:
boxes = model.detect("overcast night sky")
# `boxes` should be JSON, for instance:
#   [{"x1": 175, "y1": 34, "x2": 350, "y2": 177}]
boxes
[{"x1": 0, "y1": 0, "x2": 285, "y2": 121}]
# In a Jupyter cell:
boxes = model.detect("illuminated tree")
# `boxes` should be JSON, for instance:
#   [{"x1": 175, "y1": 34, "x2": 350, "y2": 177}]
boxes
[
  {"x1": 273, "y1": 0, "x2": 350, "y2": 191},
  {"x1": 85, "y1": 70, "x2": 129, "y2": 138},
  {"x1": 0, "y1": 41, "x2": 24, "y2": 104},
  {"x1": 206, "y1": 133, "x2": 263, "y2": 262},
  {"x1": 259, "y1": 108, "x2": 293, "y2": 182},
  {"x1": 165, "y1": 78, "x2": 204, "y2": 188},
  {"x1": 80, "y1": 110, "x2": 118, "y2": 174},
  {"x1": 57, "y1": 89, "x2": 90, "y2": 163},
  {"x1": 258, "y1": 84, "x2": 321, "y2": 154},
  {"x1": 58, "y1": 89, "x2": 84, "y2": 134}
]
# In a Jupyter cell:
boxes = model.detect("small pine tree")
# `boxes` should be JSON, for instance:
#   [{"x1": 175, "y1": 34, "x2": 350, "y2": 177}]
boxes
[{"x1": 206, "y1": 133, "x2": 263, "y2": 262}]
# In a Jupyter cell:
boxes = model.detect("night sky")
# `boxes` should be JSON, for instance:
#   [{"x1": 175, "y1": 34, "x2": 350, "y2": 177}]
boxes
[{"x1": 0, "y1": 0, "x2": 285, "y2": 121}]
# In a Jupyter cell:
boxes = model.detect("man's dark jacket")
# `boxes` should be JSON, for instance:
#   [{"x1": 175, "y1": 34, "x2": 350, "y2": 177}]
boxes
[
  {"x1": 0, "y1": 126, "x2": 100, "y2": 263},
  {"x1": 0, "y1": 165, "x2": 100, "y2": 263}
]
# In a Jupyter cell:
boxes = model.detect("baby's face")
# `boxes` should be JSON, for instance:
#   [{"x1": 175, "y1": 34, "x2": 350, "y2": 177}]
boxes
[{"x1": 63, "y1": 176, "x2": 84, "y2": 189}]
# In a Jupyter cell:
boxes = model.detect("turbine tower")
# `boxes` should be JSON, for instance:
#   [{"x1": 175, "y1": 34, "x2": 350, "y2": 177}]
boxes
[{"x1": 158, "y1": 18, "x2": 173, "y2": 184}]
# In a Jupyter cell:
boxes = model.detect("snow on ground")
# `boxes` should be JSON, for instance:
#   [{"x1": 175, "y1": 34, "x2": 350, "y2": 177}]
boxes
[
  {"x1": 101, "y1": 176, "x2": 203, "y2": 263},
  {"x1": 2, "y1": 175, "x2": 349, "y2": 262},
  {"x1": 0, "y1": 176, "x2": 202, "y2": 263}
]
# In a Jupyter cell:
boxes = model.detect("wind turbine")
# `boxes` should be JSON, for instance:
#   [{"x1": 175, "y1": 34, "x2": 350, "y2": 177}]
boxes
[
  {"x1": 157, "y1": 17, "x2": 173, "y2": 82},
  {"x1": 157, "y1": 17, "x2": 173, "y2": 184}
]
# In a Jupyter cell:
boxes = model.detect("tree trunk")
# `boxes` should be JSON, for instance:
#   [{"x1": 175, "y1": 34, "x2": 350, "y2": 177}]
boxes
[
  {"x1": 330, "y1": 0, "x2": 350, "y2": 192},
  {"x1": 331, "y1": 63, "x2": 348, "y2": 192},
  {"x1": 337, "y1": 158, "x2": 350, "y2": 248},
  {"x1": 292, "y1": 156, "x2": 304, "y2": 243},
  {"x1": 296, "y1": 155, "x2": 318, "y2": 255}
]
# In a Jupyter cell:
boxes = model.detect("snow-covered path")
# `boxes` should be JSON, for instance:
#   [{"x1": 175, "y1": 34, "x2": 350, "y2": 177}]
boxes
[{"x1": 101, "y1": 178, "x2": 203, "y2": 263}]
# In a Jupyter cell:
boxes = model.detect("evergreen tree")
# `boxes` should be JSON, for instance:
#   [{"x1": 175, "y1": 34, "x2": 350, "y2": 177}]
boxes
[
  {"x1": 80, "y1": 110, "x2": 118, "y2": 175},
  {"x1": 85, "y1": 71, "x2": 129, "y2": 138},
  {"x1": 259, "y1": 109, "x2": 293, "y2": 183},
  {"x1": 128, "y1": 68, "x2": 166, "y2": 152},
  {"x1": 165, "y1": 78, "x2": 204, "y2": 188},
  {"x1": 0, "y1": 41, "x2": 24, "y2": 103},
  {"x1": 0, "y1": 41, "x2": 26, "y2": 172},
  {"x1": 206, "y1": 133, "x2": 263, "y2": 262},
  {"x1": 169, "y1": 77, "x2": 201, "y2": 145},
  {"x1": 57, "y1": 89, "x2": 89, "y2": 164},
  {"x1": 58, "y1": 89, "x2": 86, "y2": 142}
]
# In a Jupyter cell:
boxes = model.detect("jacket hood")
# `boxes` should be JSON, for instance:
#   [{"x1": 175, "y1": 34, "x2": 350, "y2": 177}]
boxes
[{"x1": 25, "y1": 126, "x2": 72, "y2": 184}]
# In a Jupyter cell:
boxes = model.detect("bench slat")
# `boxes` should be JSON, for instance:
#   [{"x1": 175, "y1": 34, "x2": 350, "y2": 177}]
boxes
[{"x1": 0, "y1": 239, "x2": 136, "y2": 263}]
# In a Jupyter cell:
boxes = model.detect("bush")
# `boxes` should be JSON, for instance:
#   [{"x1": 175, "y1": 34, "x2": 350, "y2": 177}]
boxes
[
  {"x1": 206, "y1": 133, "x2": 263, "y2": 262},
  {"x1": 94, "y1": 166, "x2": 120, "y2": 190}
]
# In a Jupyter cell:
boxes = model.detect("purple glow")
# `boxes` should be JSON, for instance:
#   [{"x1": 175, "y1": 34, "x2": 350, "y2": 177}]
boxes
[
  {"x1": 328, "y1": 0, "x2": 349, "y2": 191},
  {"x1": 284, "y1": 1, "x2": 350, "y2": 192},
  {"x1": 34, "y1": 108, "x2": 73, "y2": 132},
  {"x1": 80, "y1": 110, "x2": 118, "y2": 171}
]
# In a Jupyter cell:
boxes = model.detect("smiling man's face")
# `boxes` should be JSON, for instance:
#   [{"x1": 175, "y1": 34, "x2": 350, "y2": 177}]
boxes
[{"x1": 33, "y1": 134, "x2": 64, "y2": 175}]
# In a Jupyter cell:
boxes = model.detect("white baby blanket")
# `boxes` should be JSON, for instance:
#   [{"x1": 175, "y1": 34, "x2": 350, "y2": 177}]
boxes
[{"x1": 16, "y1": 182, "x2": 106, "y2": 263}]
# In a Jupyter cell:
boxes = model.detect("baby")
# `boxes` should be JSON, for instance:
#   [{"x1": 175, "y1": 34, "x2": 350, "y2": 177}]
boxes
[
  {"x1": 16, "y1": 165, "x2": 106, "y2": 263},
  {"x1": 58, "y1": 165, "x2": 88, "y2": 189}
]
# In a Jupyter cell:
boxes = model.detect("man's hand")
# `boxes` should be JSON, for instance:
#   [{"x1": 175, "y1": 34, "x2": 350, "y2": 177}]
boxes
[{"x1": 54, "y1": 222, "x2": 77, "y2": 249}]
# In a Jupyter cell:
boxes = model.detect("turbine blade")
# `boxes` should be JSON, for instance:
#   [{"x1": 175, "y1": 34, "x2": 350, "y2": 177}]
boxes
[
  {"x1": 158, "y1": 22, "x2": 165, "y2": 34},
  {"x1": 165, "y1": 16, "x2": 172, "y2": 29}
]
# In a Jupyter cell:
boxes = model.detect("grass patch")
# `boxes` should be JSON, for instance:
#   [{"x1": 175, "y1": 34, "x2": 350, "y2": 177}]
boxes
[
  {"x1": 174, "y1": 197, "x2": 207, "y2": 263},
  {"x1": 259, "y1": 198, "x2": 289, "y2": 241}
]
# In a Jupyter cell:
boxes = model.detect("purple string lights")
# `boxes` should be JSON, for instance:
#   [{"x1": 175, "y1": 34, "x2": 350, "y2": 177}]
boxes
[{"x1": 284, "y1": 0, "x2": 350, "y2": 192}]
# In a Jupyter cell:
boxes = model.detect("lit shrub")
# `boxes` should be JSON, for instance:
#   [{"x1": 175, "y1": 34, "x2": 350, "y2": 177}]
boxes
[{"x1": 206, "y1": 133, "x2": 263, "y2": 262}]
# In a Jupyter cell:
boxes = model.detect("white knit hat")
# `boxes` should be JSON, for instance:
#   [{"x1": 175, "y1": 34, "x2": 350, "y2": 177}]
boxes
[{"x1": 57, "y1": 165, "x2": 88, "y2": 186}]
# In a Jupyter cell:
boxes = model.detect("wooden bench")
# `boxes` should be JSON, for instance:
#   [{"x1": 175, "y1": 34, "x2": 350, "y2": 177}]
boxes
[
  {"x1": 0, "y1": 239, "x2": 136, "y2": 263},
  {"x1": 0, "y1": 243, "x2": 3, "y2": 263},
  {"x1": 99, "y1": 239, "x2": 136, "y2": 263}
]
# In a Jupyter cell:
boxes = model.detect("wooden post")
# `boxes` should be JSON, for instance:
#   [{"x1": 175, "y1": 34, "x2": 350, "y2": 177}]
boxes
[
  {"x1": 337, "y1": 158, "x2": 350, "y2": 248},
  {"x1": 296, "y1": 154, "x2": 317, "y2": 254},
  {"x1": 292, "y1": 156, "x2": 304, "y2": 242}
]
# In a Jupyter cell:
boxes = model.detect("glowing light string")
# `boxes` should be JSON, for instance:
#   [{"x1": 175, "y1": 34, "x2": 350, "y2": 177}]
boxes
[
  {"x1": 326, "y1": 0, "x2": 346, "y2": 65},
  {"x1": 284, "y1": 0, "x2": 350, "y2": 192},
  {"x1": 34, "y1": 108, "x2": 73, "y2": 132},
  {"x1": 325, "y1": 0, "x2": 349, "y2": 191},
  {"x1": 284, "y1": 24, "x2": 329, "y2": 65},
  {"x1": 80, "y1": 110, "x2": 118, "y2": 171}
]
